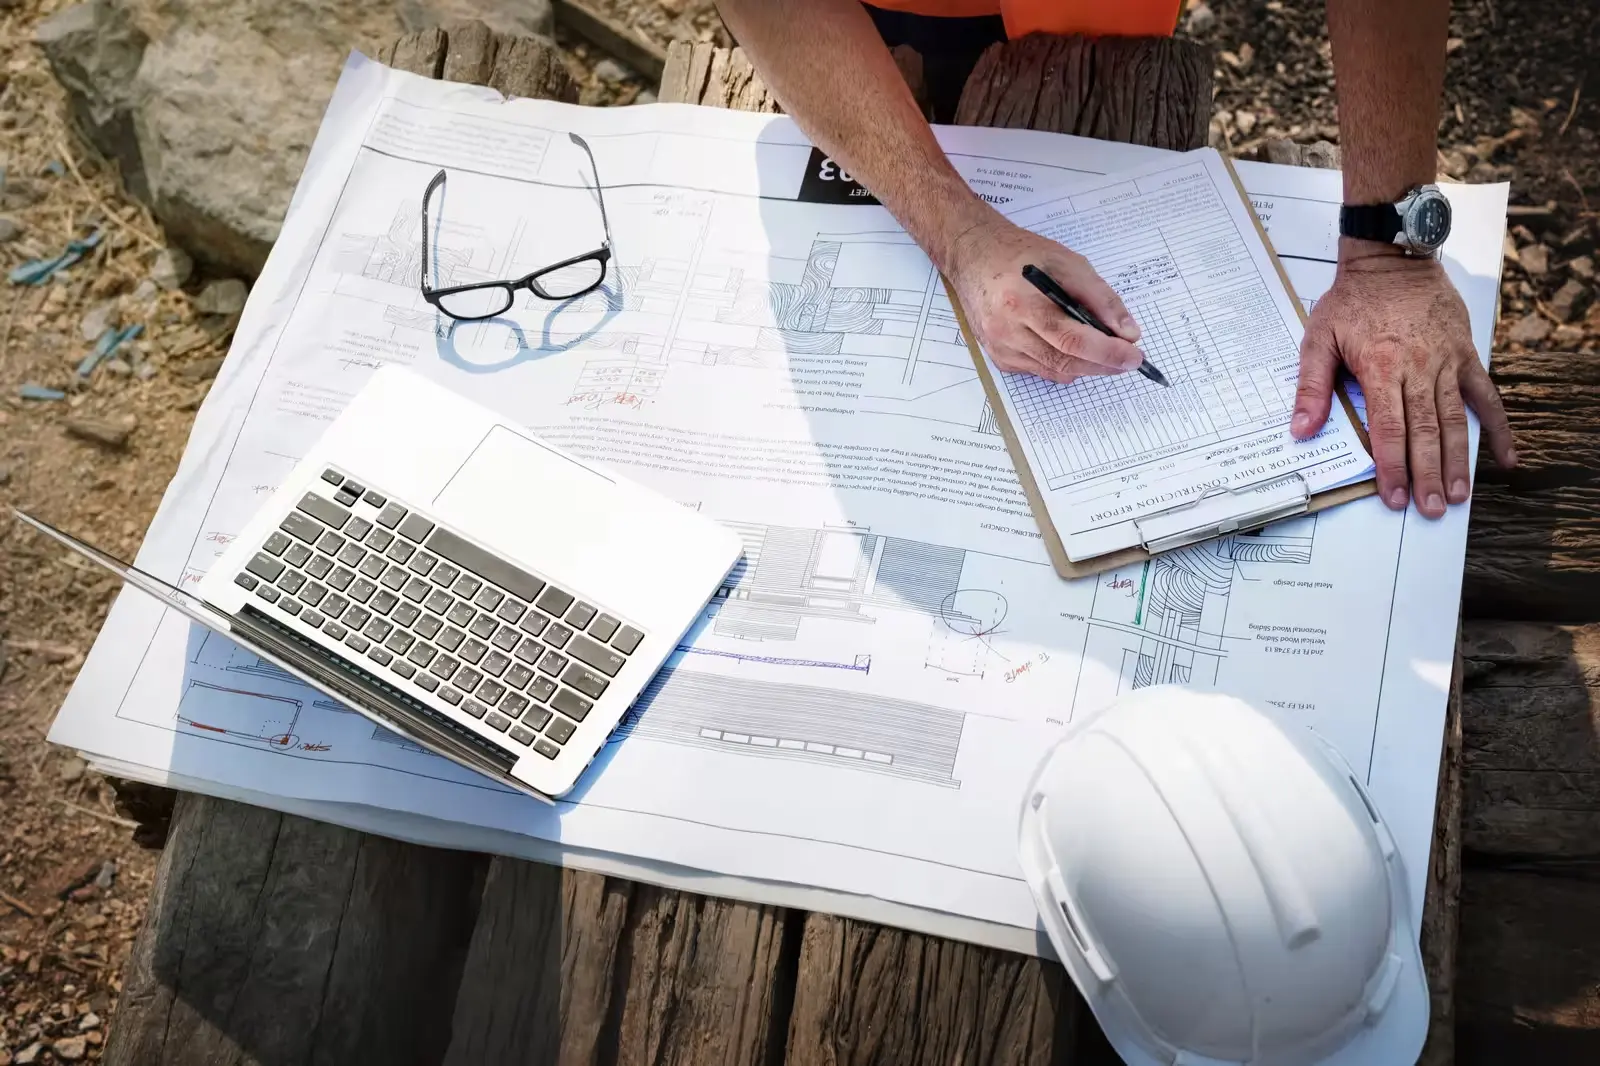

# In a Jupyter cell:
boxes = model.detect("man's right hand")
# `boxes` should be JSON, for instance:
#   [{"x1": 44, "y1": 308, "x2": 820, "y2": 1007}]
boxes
[{"x1": 944, "y1": 212, "x2": 1145, "y2": 384}]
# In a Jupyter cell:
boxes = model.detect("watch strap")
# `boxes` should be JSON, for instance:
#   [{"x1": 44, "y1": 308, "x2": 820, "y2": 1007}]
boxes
[{"x1": 1339, "y1": 202, "x2": 1404, "y2": 244}]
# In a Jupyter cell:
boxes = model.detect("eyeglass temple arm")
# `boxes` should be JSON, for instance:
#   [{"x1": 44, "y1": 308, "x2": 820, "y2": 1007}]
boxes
[
  {"x1": 568, "y1": 133, "x2": 611, "y2": 246},
  {"x1": 421, "y1": 170, "x2": 446, "y2": 292}
]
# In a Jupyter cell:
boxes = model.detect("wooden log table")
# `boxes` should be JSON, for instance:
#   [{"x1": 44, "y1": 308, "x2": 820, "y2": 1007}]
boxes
[{"x1": 97, "y1": 20, "x2": 1600, "y2": 1066}]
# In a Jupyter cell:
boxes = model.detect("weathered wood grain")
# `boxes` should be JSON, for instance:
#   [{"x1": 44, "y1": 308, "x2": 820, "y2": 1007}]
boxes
[
  {"x1": 104, "y1": 794, "x2": 486, "y2": 1066},
  {"x1": 1420, "y1": 639, "x2": 1465, "y2": 1066},
  {"x1": 553, "y1": 0, "x2": 669, "y2": 84},
  {"x1": 442, "y1": 858, "x2": 794, "y2": 1066},
  {"x1": 954, "y1": 34, "x2": 1212, "y2": 150},
  {"x1": 1460, "y1": 620, "x2": 1600, "y2": 857},
  {"x1": 1463, "y1": 350, "x2": 1600, "y2": 624},
  {"x1": 388, "y1": 20, "x2": 578, "y2": 103},
  {"x1": 658, "y1": 40, "x2": 929, "y2": 116},
  {"x1": 1457, "y1": 867, "x2": 1600, "y2": 1064}
]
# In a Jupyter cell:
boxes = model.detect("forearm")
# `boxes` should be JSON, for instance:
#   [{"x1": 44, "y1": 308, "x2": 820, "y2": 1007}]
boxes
[
  {"x1": 715, "y1": 0, "x2": 992, "y2": 271},
  {"x1": 1326, "y1": 0, "x2": 1450, "y2": 205}
]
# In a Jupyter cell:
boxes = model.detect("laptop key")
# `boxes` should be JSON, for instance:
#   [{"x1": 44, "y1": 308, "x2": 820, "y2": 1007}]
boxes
[
  {"x1": 385, "y1": 631, "x2": 415, "y2": 655},
  {"x1": 365, "y1": 528, "x2": 394, "y2": 552},
  {"x1": 461, "y1": 699, "x2": 488, "y2": 720},
  {"x1": 439, "y1": 686, "x2": 464, "y2": 707},
  {"x1": 528, "y1": 676, "x2": 557, "y2": 704},
  {"x1": 375, "y1": 502, "x2": 407, "y2": 529},
  {"x1": 496, "y1": 599, "x2": 526, "y2": 624},
  {"x1": 611, "y1": 626, "x2": 644, "y2": 655},
  {"x1": 407, "y1": 644, "x2": 438, "y2": 668},
  {"x1": 236, "y1": 573, "x2": 259, "y2": 591},
  {"x1": 544, "y1": 623, "x2": 573, "y2": 649},
  {"x1": 255, "y1": 585, "x2": 280, "y2": 604},
  {"x1": 485, "y1": 712, "x2": 512, "y2": 733},
  {"x1": 324, "y1": 623, "x2": 348, "y2": 642},
  {"x1": 477, "y1": 680, "x2": 506, "y2": 706},
  {"x1": 447, "y1": 602, "x2": 475, "y2": 627},
  {"x1": 518, "y1": 611, "x2": 550, "y2": 638},
  {"x1": 424, "y1": 590, "x2": 452, "y2": 615},
  {"x1": 397, "y1": 514, "x2": 435, "y2": 543},
  {"x1": 505, "y1": 663, "x2": 535, "y2": 690},
  {"x1": 280, "y1": 511, "x2": 323, "y2": 543},
  {"x1": 415, "y1": 674, "x2": 440, "y2": 693},
  {"x1": 327, "y1": 567, "x2": 355, "y2": 591},
  {"x1": 470, "y1": 614, "x2": 498, "y2": 640},
  {"x1": 386, "y1": 540, "x2": 416, "y2": 564},
  {"x1": 514, "y1": 638, "x2": 542, "y2": 664},
  {"x1": 345, "y1": 633, "x2": 369, "y2": 654},
  {"x1": 391, "y1": 659, "x2": 416, "y2": 679},
  {"x1": 455, "y1": 667, "x2": 482, "y2": 693},
  {"x1": 426, "y1": 527, "x2": 545, "y2": 603},
  {"x1": 492, "y1": 625, "x2": 522, "y2": 652},
  {"x1": 346, "y1": 517, "x2": 373, "y2": 541},
  {"x1": 277, "y1": 570, "x2": 307, "y2": 594},
  {"x1": 509, "y1": 724, "x2": 536, "y2": 746},
  {"x1": 521, "y1": 705, "x2": 552, "y2": 731},
  {"x1": 566, "y1": 602, "x2": 597, "y2": 629},
  {"x1": 368, "y1": 646, "x2": 393, "y2": 666},
  {"x1": 561, "y1": 664, "x2": 608, "y2": 701},
  {"x1": 297, "y1": 492, "x2": 350, "y2": 529},
  {"x1": 370, "y1": 590, "x2": 399, "y2": 615},
  {"x1": 392, "y1": 603, "x2": 421, "y2": 628},
  {"x1": 334, "y1": 487, "x2": 360, "y2": 507},
  {"x1": 537, "y1": 650, "x2": 568, "y2": 677},
  {"x1": 567, "y1": 635, "x2": 625, "y2": 677},
  {"x1": 316, "y1": 531, "x2": 345, "y2": 555},
  {"x1": 302, "y1": 610, "x2": 326, "y2": 629},
  {"x1": 474, "y1": 587, "x2": 504, "y2": 612},
  {"x1": 407, "y1": 552, "x2": 437, "y2": 576},
  {"x1": 415, "y1": 615, "x2": 443, "y2": 640},
  {"x1": 534, "y1": 738, "x2": 561, "y2": 760},
  {"x1": 347, "y1": 578, "x2": 377, "y2": 604},
  {"x1": 381, "y1": 565, "x2": 409, "y2": 591},
  {"x1": 306, "y1": 554, "x2": 334, "y2": 580},
  {"x1": 321, "y1": 468, "x2": 343, "y2": 486},
  {"x1": 402, "y1": 578, "x2": 430, "y2": 603},
  {"x1": 298, "y1": 583, "x2": 328, "y2": 608},
  {"x1": 438, "y1": 627, "x2": 465, "y2": 652},
  {"x1": 263, "y1": 532, "x2": 292, "y2": 557},
  {"x1": 430, "y1": 563, "x2": 460, "y2": 588},
  {"x1": 551, "y1": 687, "x2": 593, "y2": 722},
  {"x1": 364, "y1": 618, "x2": 394, "y2": 642},
  {"x1": 535, "y1": 586, "x2": 574, "y2": 617},
  {"x1": 285, "y1": 543, "x2": 313, "y2": 567},
  {"x1": 359, "y1": 555, "x2": 388, "y2": 580},
  {"x1": 544, "y1": 716, "x2": 577, "y2": 744},
  {"x1": 453, "y1": 574, "x2": 482, "y2": 600},
  {"x1": 343, "y1": 607, "x2": 371, "y2": 632},
  {"x1": 246, "y1": 553, "x2": 284, "y2": 582},
  {"x1": 322, "y1": 595, "x2": 349, "y2": 621},
  {"x1": 501, "y1": 693, "x2": 530, "y2": 717},
  {"x1": 481, "y1": 651, "x2": 510, "y2": 677},
  {"x1": 337, "y1": 542, "x2": 366, "y2": 567},
  {"x1": 363, "y1": 490, "x2": 387, "y2": 508},
  {"x1": 281, "y1": 599, "x2": 303, "y2": 616},
  {"x1": 459, "y1": 639, "x2": 488, "y2": 665}
]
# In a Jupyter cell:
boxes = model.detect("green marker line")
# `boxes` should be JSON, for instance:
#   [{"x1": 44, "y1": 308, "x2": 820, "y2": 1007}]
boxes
[{"x1": 1133, "y1": 560, "x2": 1150, "y2": 626}]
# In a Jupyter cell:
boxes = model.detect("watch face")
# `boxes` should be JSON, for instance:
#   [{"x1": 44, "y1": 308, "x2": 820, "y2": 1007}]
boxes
[{"x1": 1408, "y1": 193, "x2": 1452, "y2": 249}]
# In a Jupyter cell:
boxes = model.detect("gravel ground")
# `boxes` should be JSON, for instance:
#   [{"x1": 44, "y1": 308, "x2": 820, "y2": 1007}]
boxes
[{"x1": 0, "y1": 0, "x2": 1594, "y2": 1061}]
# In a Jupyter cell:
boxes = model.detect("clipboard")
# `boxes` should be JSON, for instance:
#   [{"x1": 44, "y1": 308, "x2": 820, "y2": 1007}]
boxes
[{"x1": 950, "y1": 154, "x2": 1378, "y2": 580}]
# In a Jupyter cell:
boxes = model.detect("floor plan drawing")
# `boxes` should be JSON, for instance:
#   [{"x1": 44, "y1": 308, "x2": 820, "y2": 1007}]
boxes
[
  {"x1": 614, "y1": 668, "x2": 966, "y2": 787},
  {"x1": 177, "y1": 680, "x2": 303, "y2": 749}
]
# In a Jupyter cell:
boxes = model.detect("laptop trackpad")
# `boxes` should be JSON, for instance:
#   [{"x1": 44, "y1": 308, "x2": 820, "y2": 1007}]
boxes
[{"x1": 432, "y1": 425, "x2": 629, "y2": 576}]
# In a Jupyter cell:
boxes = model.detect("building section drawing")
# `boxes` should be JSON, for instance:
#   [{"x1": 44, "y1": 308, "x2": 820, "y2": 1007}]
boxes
[
  {"x1": 1084, "y1": 515, "x2": 1320, "y2": 695},
  {"x1": 177, "y1": 680, "x2": 303, "y2": 749},
  {"x1": 615, "y1": 668, "x2": 965, "y2": 787}
]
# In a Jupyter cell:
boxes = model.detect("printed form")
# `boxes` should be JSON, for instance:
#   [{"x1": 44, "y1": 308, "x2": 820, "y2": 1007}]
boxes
[
  {"x1": 981, "y1": 150, "x2": 1375, "y2": 561},
  {"x1": 44, "y1": 53, "x2": 1506, "y2": 962}
]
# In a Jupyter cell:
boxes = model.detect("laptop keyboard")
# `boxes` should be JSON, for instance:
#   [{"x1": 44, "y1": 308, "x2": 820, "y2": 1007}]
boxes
[{"x1": 230, "y1": 466, "x2": 646, "y2": 763}]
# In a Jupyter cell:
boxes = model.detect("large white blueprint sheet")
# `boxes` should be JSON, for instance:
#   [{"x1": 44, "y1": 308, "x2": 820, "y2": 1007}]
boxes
[{"x1": 49, "y1": 52, "x2": 1509, "y2": 955}]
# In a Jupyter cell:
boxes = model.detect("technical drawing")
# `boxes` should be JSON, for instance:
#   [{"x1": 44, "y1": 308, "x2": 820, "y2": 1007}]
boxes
[
  {"x1": 924, "y1": 590, "x2": 1010, "y2": 679},
  {"x1": 371, "y1": 724, "x2": 433, "y2": 756},
  {"x1": 1087, "y1": 515, "x2": 1320, "y2": 694},
  {"x1": 178, "y1": 680, "x2": 302, "y2": 749},
  {"x1": 676, "y1": 647, "x2": 872, "y2": 674},
  {"x1": 615, "y1": 668, "x2": 964, "y2": 787},
  {"x1": 711, "y1": 520, "x2": 991, "y2": 642}
]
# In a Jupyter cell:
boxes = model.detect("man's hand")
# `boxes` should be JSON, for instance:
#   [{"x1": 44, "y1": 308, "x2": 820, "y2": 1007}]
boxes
[
  {"x1": 945, "y1": 213, "x2": 1145, "y2": 383},
  {"x1": 1290, "y1": 243, "x2": 1516, "y2": 518}
]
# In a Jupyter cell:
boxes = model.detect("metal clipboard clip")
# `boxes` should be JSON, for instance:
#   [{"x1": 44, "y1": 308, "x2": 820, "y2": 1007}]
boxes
[{"x1": 1133, "y1": 472, "x2": 1311, "y2": 554}]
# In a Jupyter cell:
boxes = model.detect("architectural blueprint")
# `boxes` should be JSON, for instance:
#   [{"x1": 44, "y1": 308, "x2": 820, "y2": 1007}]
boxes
[{"x1": 47, "y1": 52, "x2": 1510, "y2": 953}]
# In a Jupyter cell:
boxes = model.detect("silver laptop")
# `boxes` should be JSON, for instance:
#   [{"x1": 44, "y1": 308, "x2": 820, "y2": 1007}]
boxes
[{"x1": 17, "y1": 365, "x2": 743, "y2": 801}]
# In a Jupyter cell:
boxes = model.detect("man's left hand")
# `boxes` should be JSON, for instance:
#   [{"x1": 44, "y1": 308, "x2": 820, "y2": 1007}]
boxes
[{"x1": 1290, "y1": 241, "x2": 1516, "y2": 518}]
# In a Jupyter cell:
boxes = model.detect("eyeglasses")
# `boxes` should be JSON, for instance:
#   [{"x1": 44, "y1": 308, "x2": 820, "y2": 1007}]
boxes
[{"x1": 420, "y1": 132, "x2": 612, "y2": 321}]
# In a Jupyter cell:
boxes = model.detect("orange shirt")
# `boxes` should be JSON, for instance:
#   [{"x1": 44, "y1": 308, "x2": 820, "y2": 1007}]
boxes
[{"x1": 867, "y1": 0, "x2": 1182, "y2": 39}]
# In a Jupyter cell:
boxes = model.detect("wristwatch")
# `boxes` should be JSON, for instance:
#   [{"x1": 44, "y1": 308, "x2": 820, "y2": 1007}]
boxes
[{"x1": 1338, "y1": 184, "x2": 1452, "y2": 256}]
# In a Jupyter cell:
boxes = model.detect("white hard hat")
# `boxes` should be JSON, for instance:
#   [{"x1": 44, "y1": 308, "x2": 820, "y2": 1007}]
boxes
[{"x1": 1017, "y1": 685, "x2": 1428, "y2": 1066}]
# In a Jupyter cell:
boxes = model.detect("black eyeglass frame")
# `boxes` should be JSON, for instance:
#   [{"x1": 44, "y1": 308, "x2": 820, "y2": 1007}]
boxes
[{"x1": 419, "y1": 132, "x2": 613, "y2": 321}]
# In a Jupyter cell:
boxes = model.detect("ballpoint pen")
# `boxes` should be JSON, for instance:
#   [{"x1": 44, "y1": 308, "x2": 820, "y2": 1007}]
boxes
[{"x1": 1021, "y1": 264, "x2": 1170, "y2": 387}]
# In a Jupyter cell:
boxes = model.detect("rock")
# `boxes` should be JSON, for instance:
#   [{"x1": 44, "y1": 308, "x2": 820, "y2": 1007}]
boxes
[
  {"x1": 0, "y1": 217, "x2": 20, "y2": 243},
  {"x1": 178, "y1": 356, "x2": 225, "y2": 381},
  {"x1": 1184, "y1": 2, "x2": 1216, "y2": 33},
  {"x1": 135, "y1": 360, "x2": 158, "y2": 381},
  {"x1": 1506, "y1": 313, "x2": 1552, "y2": 345},
  {"x1": 150, "y1": 246, "x2": 192, "y2": 290},
  {"x1": 635, "y1": 89, "x2": 657, "y2": 105},
  {"x1": 78, "y1": 300, "x2": 119, "y2": 342},
  {"x1": 59, "y1": 757, "x2": 86, "y2": 783},
  {"x1": 1234, "y1": 109, "x2": 1257, "y2": 136},
  {"x1": 38, "y1": 2, "x2": 556, "y2": 279},
  {"x1": 0, "y1": 177, "x2": 42, "y2": 210},
  {"x1": 105, "y1": 358, "x2": 133, "y2": 376},
  {"x1": 52, "y1": 1037, "x2": 87, "y2": 1062},
  {"x1": 193, "y1": 278, "x2": 248, "y2": 316},
  {"x1": 592, "y1": 58, "x2": 630, "y2": 84},
  {"x1": 65, "y1": 413, "x2": 137, "y2": 449},
  {"x1": 0, "y1": 464, "x2": 10, "y2": 486},
  {"x1": 13, "y1": 1045, "x2": 41, "y2": 1066},
  {"x1": 79, "y1": 1012, "x2": 102, "y2": 1031},
  {"x1": 131, "y1": 277, "x2": 159, "y2": 302},
  {"x1": 1570, "y1": 255, "x2": 1595, "y2": 281},
  {"x1": 1548, "y1": 278, "x2": 1590, "y2": 323},
  {"x1": 1519, "y1": 243, "x2": 1550, "y2": 276}
]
